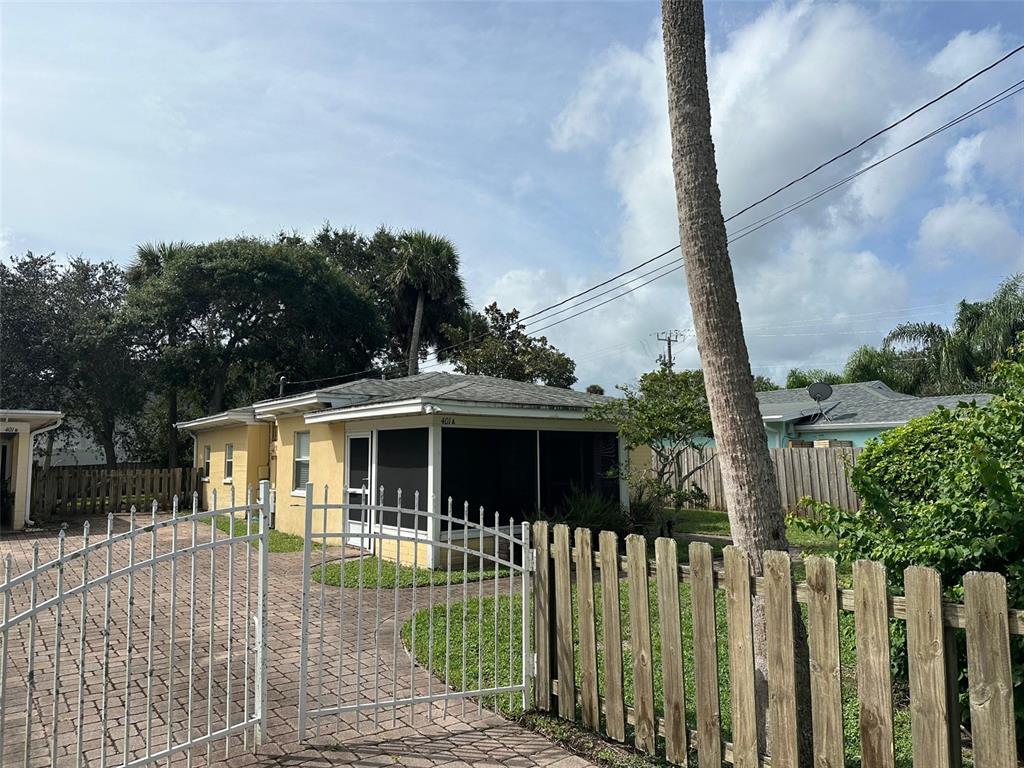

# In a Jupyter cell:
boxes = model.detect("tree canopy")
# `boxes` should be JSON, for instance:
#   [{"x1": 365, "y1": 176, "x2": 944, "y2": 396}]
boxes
[
  {"x1": 1, "y1": 253, "x2": 143, "y2": 465},
  {"x1": 126, "y1": 236, "x2": 385, "y2": 414},
  {"x1": 3, "y1": 224, "x2": 581, "y2": 466},
  {"x1": 589, "y1": 366, "x2": 712, "y2": 512},
  {"x1": 439, "y1": 303, "x2": 576, "y2": 388},
  {"x1": 310, "y1": 224, "x2": 468, "y2": 374},
  {"x1": 783, "y1": 274, "x2": 1024, "y2": 396}
]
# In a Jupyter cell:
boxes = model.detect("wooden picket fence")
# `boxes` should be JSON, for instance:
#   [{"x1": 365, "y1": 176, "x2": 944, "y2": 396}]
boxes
[
  {"x1": 670, "y1": 447, "x2": 864, "y2": 513},
  {"x1": 29, "y1": 465, "x2": 200, "y2": 521},
  {"x1": 532, "y1": 521, "x2": 1022, "y2": 767}
]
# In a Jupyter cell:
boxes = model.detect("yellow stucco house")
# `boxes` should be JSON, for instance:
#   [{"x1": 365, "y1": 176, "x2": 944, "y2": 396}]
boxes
[
  {"x1": 176, "y1": 372, "x2": 625, "y2": 567},
  {"x1": 1, "y1": 409, "x2": 64, "y2": 530}
]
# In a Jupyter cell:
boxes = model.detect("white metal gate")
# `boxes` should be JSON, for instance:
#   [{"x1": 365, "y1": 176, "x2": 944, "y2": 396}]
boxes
[
  {"x1": 0, "y1": 482, "x2": 270, "y2": 767},
  {"x1": 297, "y1": 484, "x2": 533, "y2": 739}
]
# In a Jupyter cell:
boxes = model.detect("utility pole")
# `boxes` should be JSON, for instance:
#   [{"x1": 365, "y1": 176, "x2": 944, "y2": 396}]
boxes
[{"x1": 655, "y1": 329, "x2": 686, "y2": 369}]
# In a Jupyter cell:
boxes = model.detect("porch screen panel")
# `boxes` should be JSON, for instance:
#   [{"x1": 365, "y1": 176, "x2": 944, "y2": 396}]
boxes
[
  {"x1": 375, "y1": 427, "x2": 428, "y2": 530},
  {"x1": 440, "y1": 428, "x2": 538, "y2": 530},
  {"x1": 538, "y1": 431, "x2": 619, "y2": 514},
  {"x1": 347, "y1": 436, "x2": 371, "y2": 522}
]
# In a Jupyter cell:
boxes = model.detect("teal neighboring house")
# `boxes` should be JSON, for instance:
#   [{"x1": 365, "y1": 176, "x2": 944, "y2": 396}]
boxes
[{"x1": 755, "y1": 381, "x2": 992, "y2": 448}]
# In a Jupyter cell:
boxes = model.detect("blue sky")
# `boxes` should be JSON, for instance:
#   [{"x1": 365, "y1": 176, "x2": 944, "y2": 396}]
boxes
[{"x1": 2, "y1": 1, "x2": 1022, "y2": 390}]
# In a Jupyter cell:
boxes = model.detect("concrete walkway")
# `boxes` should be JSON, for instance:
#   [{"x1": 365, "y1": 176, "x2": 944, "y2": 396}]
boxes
[{"x1": 0, "y1": 518, "x2": 591, "y2": 768}]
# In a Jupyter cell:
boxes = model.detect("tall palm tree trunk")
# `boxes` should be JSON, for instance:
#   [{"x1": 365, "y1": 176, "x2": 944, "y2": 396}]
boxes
[
  {"x1": 661, "y1": 2, "x2": 811, "y2": 762},
  {"x1": 407, "y1": 289, "x2": 425, "y2": 376}
]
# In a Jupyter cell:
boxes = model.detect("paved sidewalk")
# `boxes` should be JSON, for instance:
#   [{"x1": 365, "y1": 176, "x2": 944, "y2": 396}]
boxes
[{"x1": 0, "y1": 518, "x2": 591, "y2": 768}]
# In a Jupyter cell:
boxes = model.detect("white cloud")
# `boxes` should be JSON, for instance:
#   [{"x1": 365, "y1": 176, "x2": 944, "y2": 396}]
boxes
[
  {"x1": 539, "y1": 2, "x2": 951, "y2": 388},
  {"x1": 916, "y1": 197, "x2": 1024, "y2": 268},
  {"x1": 928, "y1": 28, "x2": 1006, "y2": 82},
  {"x1": 944, "y1": 133, "x2": 987, "y2": 189}
]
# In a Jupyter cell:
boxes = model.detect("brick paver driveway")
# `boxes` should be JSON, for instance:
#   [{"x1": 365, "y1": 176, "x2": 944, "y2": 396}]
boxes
[{"x1": 1, "y1": 517, "x2": 590, "y2": 768}]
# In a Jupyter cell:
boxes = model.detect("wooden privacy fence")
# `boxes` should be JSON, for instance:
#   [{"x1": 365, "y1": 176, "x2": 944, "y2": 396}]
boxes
[
  {"x1": 532, "y1": 521, "x2": 1022, "y2": 768},
  {"x1": 29, "y1": 465, "x2": 200, "y2": 520},
  {"x1": 670, "y1": 447, "x2": 864, "y2": 513}
]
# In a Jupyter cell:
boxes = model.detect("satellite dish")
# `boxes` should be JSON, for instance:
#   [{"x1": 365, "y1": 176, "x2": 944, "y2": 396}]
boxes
[{"x1": 807, "y1": 381, "x2": 833, "y2": 403}]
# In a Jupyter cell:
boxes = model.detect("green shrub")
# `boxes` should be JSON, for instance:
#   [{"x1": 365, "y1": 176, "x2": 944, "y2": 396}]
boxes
[
  {"x1": 546, "y1": 484, "x2": 629, "y2": 535},
  {"x1": 795, "y1": 345, "x2": 1024, "y2": 748}
]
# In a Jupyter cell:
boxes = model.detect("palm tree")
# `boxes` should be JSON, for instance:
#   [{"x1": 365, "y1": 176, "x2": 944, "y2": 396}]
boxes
[
  {"x1": 661, "y1": 2, "x2": 810, "y2": 759},
  {"x1": 388, "y1": 231, "x2": 467, "y2": 375},
  {"x1": 885, "y1": 274, "x2": 1023, "y2": 394}
]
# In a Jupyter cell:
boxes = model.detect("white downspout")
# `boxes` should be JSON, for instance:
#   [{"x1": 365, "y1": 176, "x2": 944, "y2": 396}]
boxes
[{"x1": 25, "y1": 416, "x2": 64, "y2": 526}]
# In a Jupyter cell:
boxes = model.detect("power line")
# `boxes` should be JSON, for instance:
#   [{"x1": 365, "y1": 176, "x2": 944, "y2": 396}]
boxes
[
  {"x1": 724, "y1": 42, "x2": 1024, "y2": 224},
  {"x1": 727, "y1": 80, "x2": 1024, "y2": 243},
  {"x1": 288, "y1": 62, "x2": 1023, "y2": 390},
  {"x1": 422, "y1": 78, "x2": 1023, "y2": 373},
  {"x1": 518, "y1": 244, "x2": 681, "y2": 323},
  {"x1": 514, "y1": 44, "x2": 1024, "y2": 327},
  {"x1": 502, "y1": 81, "x2": 1023, "y2": 338}
]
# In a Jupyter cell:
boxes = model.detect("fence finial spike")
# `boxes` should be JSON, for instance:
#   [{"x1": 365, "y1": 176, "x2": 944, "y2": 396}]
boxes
[
  {"x1": 397, "y1": 488, "x2": 403, "y2": 508},
  {"x1": 172, "y1": 494, "x2": 179, "y2": 516},
  {"x1": 82, "y1": 520, "x2": 90, "y2": 536}
]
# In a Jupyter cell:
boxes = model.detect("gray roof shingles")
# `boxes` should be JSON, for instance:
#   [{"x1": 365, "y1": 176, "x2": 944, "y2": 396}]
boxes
[
  {"x1": 756, "y1": 380, "x2": 992, "y2": 427},
  {"x1": 315, "y1": 372, "x2": 611, "y2": 413}
]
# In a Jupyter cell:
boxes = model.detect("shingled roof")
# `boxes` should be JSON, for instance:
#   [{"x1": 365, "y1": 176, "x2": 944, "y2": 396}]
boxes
[
  {"x1": 756, "y1": 380, "x2": 992, "y2": 427},
  {"x1": 311, "y1": 371, "x2": 612, "y2": 413}
]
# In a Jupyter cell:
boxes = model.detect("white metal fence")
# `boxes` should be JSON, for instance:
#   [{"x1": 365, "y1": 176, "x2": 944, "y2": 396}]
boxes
[
  {"x1": 296, "y1": 484, "x2": 533, "y2": 739},
  {"x1": 0, "y1": 482, "x2": 270, "y2": 767}
]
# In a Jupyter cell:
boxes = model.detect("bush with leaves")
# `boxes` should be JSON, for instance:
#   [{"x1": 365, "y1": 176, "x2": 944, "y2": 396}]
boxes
[
  {"x1": 795, "y1": 344, "x2": 1024, "y2": 745},
  {"x1": 588, "y1": 366, "x2": 713, "y2": 517},
  {"x1": 544, "y1": 485, "x2": 629, "y2": 536}
]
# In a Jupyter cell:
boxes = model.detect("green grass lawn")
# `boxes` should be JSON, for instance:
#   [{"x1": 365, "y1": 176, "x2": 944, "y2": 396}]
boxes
[
  {"x1": 201, "y1": 514, "x2": 309, "y2": 553},
  {"x1": 314, "y1": 557, "x2": 511, "y2": 589},
  {"x1": 668, "y1": 508, "x2": 835, "y2": 553},
  {"x1": 666, "y1": 508, "x2": 841, "y2": 581},
  {"x1": 403, "y1": 578, "x2": 928, "y2": 768}
]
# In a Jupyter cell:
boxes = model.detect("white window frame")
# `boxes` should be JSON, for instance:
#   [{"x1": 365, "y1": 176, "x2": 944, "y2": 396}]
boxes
[
  {"x1": 202, "y1": 445, "x2": 211, "y2": 481},
  {"x1": 224, "y1": 443, "x2": 234, "y2": 482},
  {"x1": 293, "y1": 431, "x2": 311, "y2": 492}
]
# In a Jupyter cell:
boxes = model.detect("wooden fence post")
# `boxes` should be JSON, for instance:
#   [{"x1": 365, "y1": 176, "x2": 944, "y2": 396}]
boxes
[
  {"x1": 599, "y1": 531, "x2": 625, "y2": 742},
  {"x1": 853, "y1": 559, "x2": 895, "y2": 768},
  {"x1": 806, "y1": 555, "x2": 844, "y2": 768},
  {"x1": 905, "y1": 566, "x2": 950, "y2": 768},
  {"x1": 723, "y1": 546, "x2": 757, "y2": 768},
  {"x1": 626, "y1": 534, "x2": 655, "y2": 754},
  {"x1": 764, "y1": 550, "x2": 799, "y2": 768},
  {"x1": 655, "y1": 537, "x2": 687, "y2": 765},
  {"x1": 689, "y1": 542, "x2": 721, "y2": 768},
  {"x1": 532, "y1": 521, "x2": 555, "y2": 713},
  {"x1": 963, "y1": 571, "x2": 1017, "y2": 768},
  {"x1": 552, "y1": 524, "x2": 575, "y2": 721},
  {"x1": 575, "y1": 528, "x2": 599, "y2": 731}
]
